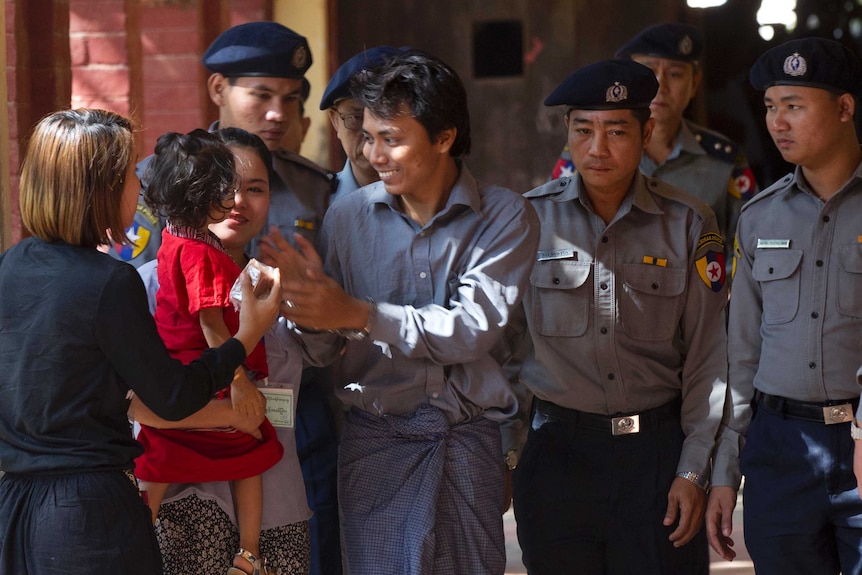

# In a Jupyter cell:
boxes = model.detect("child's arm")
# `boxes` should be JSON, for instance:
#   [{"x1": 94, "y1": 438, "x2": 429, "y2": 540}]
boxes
[{"x1": 199, "y1": 307, "x2": 265, "y2": 420}]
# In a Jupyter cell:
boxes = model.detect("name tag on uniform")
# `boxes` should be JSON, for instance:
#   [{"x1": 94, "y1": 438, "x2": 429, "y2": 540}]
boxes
[
  {"x1": 261, "y1": 387, "x2": 294, "y2": 428},
  {"x1": 537, "y1": 248, "x2": 576, "y2": 261},
  {"x1": 756, "y1": 238, "x2": 791, "y2": 249}
]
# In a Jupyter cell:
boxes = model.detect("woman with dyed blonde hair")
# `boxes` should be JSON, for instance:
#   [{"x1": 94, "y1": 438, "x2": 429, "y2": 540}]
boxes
[{"x1": 0, "y1": 108, "x2": 281, "y2": 574}]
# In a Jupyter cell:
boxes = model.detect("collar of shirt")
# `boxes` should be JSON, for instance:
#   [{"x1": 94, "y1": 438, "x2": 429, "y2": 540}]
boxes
[
  {"x1": 367, "y1": 163, "x2": 482, "y2": 226},
  {"x1": 165, "y1": 221, "x2": 229, "y2": 255},
  {"x1": 792, "y1": 158, "x2": 862, "y2": 201}
]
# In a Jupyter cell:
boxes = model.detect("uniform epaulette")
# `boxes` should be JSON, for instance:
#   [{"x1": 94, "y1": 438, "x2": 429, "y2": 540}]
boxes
[
  {"x1": 739, "y1": 173, "x2": 793, "y2": 213},
  {"x1": 645, "y1": 176, "x2": 714, "y2": 222},
  {"x1": 272, "y1": 148, "x2": 336, "y2": 181},
  {"x1": 525, "y1": 176, "x2": 572, "y2": 199},
  {"x1": 691, "y1": 124, "x2": 738, "y2": 164}
]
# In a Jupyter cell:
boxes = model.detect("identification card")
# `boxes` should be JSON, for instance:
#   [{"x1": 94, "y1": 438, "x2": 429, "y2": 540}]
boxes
[
  {"x1": 537, "y1": 248, "x2": 576, "y2": 261},
  {"x1": 261, "y1": 387, "x2": 294, "y2": 428},
  {"x1": 756, "y1": 238, "x2": 791, "y2": 249}
]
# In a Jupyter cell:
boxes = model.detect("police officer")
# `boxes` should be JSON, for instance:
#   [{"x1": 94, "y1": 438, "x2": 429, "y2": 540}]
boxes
[
  {"x1": 707, "y1": 38, "x2": 862, "y2": 575},
  {"x1": 110, "y1": 21, "x2": 334, "y2": 265},
  {"x1": 319, "y1": 46, "x2": 402, "y2": 199},
  {"x1": 551, "y1": 23, "x2": 757, "y2": 255},
  {"x1": 511, "y1": 59, "x2": 728, "y2": 574}
]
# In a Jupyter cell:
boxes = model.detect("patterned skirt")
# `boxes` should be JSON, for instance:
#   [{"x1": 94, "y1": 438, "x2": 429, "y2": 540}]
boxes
[{"x1": 155, "y1": 493, "x2": 310, "y2": 575}]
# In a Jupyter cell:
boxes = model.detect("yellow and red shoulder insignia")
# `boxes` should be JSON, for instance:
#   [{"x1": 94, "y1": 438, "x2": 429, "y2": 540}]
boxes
[{"x1": 696, "y1": 251, "x2": 726, "y2": 292}]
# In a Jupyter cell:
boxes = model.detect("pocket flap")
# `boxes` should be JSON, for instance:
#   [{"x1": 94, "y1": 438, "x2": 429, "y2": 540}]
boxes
[
  {"x1": 531, "y1": 260, "x2": 591, "y2": 289},
  {"x1": 623, "y1": 264, "x2": 686, "y2": 296},
  {"x1": 752, "y1": 250, "x2": 803, "y2": 281}
]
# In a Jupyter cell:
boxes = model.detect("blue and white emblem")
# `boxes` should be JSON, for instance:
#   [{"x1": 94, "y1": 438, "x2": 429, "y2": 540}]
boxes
[
  {"x1": 783, "y1": 52, "x2": 807, "y2": 77},
  {"x1": 605, "y1": 81, "x2": 628, "y2": 103}
]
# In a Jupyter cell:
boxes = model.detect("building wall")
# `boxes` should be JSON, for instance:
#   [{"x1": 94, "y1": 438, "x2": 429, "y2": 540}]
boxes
[{"x1": 332, "y1": 0, "x2": 689, "y2": 193}]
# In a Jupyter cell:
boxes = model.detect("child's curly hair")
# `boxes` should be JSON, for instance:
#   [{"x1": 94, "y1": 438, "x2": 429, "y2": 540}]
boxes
[{"x1": 144, "y1": 129, "x2": 237, "y2": 229}]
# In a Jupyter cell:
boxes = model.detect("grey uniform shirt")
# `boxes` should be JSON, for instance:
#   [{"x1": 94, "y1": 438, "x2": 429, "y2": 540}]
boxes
[
  {"x1": 713, "y1": 162, "x2": 862, "y2": 488},
  {"x1": 516, "y1": 173, "x2": 728, "y2": 477},
  {"x1": 641, "y1": 119, "x2": 758, "y2": 249},
  {"x1": 332, "y1": 159, "x2": 362, "y2": 202},
  {"x1": 298, "y1": 164, "x2": 540, "y2": 424}
]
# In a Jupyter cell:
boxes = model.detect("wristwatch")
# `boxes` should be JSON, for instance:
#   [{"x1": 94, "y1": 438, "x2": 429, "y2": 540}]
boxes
[
  {"x1": 335, "y1": 300, "x2": 377, "y2": 341},
  {"x1": 504, "y1": 449, "x2": 519, "y2": 471},
  {"x1": 676, "y1": 471, "x2": 709, "y2": 491}
]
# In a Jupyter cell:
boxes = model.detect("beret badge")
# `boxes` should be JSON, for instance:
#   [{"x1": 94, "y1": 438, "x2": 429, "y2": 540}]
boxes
[
  {"x1": 292, "y1": 45, "x2": 309, "y2": 70},
  {"x1": 605, "y1": 81, "x2": 628, "y2": 103},
  {"x1": 783, "y1": 52, "x2": 807, "y2": 77},
  {"x1": 679, "y1": 35, "x2": 693, "y2": 57}
]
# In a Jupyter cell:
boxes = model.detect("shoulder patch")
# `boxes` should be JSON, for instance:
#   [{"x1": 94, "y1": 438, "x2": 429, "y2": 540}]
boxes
[
  {"x1": 692, "y1": 127, "x2": 737, "y2": 163},
  {"x1": 697, "y1": 232, "x2": 724, "y2": 253},
  {"x1": 696, "y1": 251, "x2": 726, "y2": 292}
]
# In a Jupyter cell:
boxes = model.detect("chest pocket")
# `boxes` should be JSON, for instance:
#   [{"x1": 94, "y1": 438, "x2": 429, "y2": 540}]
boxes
[
  {"x1": 620, "y1": 264, "x2": 686, "y2": 341},
  {"x1": 752, "y1": 249, "x2": 802, "y2": 324},
  {"x1": 836, "y1": 245, "x2": 862, "y2": 318},
  {"x1": 530, "y1": 260, "x2": 591, "y2": 337}
]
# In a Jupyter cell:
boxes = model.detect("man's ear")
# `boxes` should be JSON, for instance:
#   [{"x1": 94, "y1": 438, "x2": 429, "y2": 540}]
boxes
[
  {"x1": 328, "y1": 109, "x2": 340, "y2": 132},
  {"x1": 642, "y1": 116, "x2": 656, "y2": 148},
  {"x1": 435, "y1": 127, "x2": 457, "y2": 155},
  {"x1": 207, "y1": 74, "x2": 228, "y2": 107},
  {"x1": 300, "y1": 116, "x2": 311, "y2": 142},
  {"x1": 838, "y1": 92, "x2": 856, "y2": 123}
]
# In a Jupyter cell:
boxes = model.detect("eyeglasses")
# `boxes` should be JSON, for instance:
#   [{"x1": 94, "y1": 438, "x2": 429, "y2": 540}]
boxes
[{"x1": 338, "y1": 112, "x2": 363, "y2": 131}]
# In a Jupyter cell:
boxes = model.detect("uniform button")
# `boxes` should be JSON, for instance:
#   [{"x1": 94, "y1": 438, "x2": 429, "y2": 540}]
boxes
[
  {"x1": 602, "y1": 236, "x2": 609, "y2": 243},
  {"x1": 768, "y1": 267, "x2": 774, "y2": 274},
  {"x1": 431, "y1": 392, "x2": 440, "y2": 398},
  {"x1": 600, "y1": 327, "x2": 608, "y2": 334},
  {"x1": 559, "y1": 180, "x2": 566, "y2": 187},
  {"x1": 651, "y1": 282, "x2": 659, "y2": 290},
  {"x1": 811, "y1": 312, "x2": 819, "y2": 318},
  {"x1": 809, "y1": 362, "x2": 816, "y2": 369},
  {"x1": 600, "y1": 282, "x2": 608, "y2": 290},
  {"x1": 822, "y1": 215, "x2": 830, "y2": 222},
  {"x1": 419, "y1": 271, "x2": 427, "y2": 279},
  {"x1": 816, "y1": 260, "x2": 824, "y2": 267},
  {"x1": 553, "y1": 277, "x2": 560, "y2": 284},
  {"x1": 607, "y1": 373, "x2": 615, "y2": 380}
]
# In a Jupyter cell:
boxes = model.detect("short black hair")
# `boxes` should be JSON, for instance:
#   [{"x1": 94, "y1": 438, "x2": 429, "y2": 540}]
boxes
[
  {"x1": 144, "y1": 129, "x2": 236, "y2": 229},
  {"x1": 351, "y1": 49, "x2": 471, "y2": 157}
]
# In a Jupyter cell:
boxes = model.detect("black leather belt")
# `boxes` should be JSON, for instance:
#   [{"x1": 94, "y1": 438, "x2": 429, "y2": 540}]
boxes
[
  {"x1": 534, "y1": 397, "x2": 681, "y2": 436},
  {"x1": 755, "y1": 390, "x2": 857, "y2": 425}
]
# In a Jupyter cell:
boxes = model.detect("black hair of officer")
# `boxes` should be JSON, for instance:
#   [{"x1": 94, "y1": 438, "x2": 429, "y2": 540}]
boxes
[{"x1": 350, "y1": 49, "x2": 472, "y2": 158}]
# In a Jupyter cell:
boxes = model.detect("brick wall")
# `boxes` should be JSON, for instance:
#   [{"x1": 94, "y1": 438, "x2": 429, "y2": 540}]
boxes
[{"x1": 6, "y1": 0, "x2": 72, "y2": 243}]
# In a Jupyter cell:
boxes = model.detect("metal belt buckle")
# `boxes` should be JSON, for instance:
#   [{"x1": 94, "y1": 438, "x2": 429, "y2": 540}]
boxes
[
  {"x1": 823, "y1": 403, "x2": 854, "y2": 425},
  {"x1": 611, "y1": 414, "x2": 640, "y2": 435}
]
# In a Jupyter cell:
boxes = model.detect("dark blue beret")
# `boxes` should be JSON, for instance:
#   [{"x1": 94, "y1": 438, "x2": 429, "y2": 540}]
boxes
[
  {"x1": 202, "y1": 21, "x2": 312, "y2": 79},
  {"x1": 616, "y1": 23, "x2": 704, "y2": 62},
  {"x1": 749, "y1": 37, "x2": 862, "y2": 94},
  {"x1": 544, "y1": 59, "x2": 659, "y2": 109},
  {"x1": 319, "y1": 46, "x2": 403, "y2": 110}
]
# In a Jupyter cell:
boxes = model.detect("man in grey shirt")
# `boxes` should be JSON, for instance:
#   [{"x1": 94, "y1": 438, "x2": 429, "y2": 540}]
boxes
[
  {"x1": 260, "y1": 49, "x2": 540, "y2": 575},
  {"x1": 511, "y1": 58, "x2": 728, "y2": 574},
  {"x1": 708, "y1": 38, "x2": 862, "y2": 574}
]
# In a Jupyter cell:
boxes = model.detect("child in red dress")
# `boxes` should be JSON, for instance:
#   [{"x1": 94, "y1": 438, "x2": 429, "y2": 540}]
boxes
[{"x1": 136, "y1": 129, "x2": 282, "y2": 575}]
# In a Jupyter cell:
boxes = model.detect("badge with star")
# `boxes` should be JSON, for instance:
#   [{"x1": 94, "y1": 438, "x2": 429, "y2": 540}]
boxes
[
  {"x1": 114, "y1": 221, "x2": 150, "y2": 261},
  {"x1": 696, "y1": 251, "x2": 726, "y2": 292}
]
